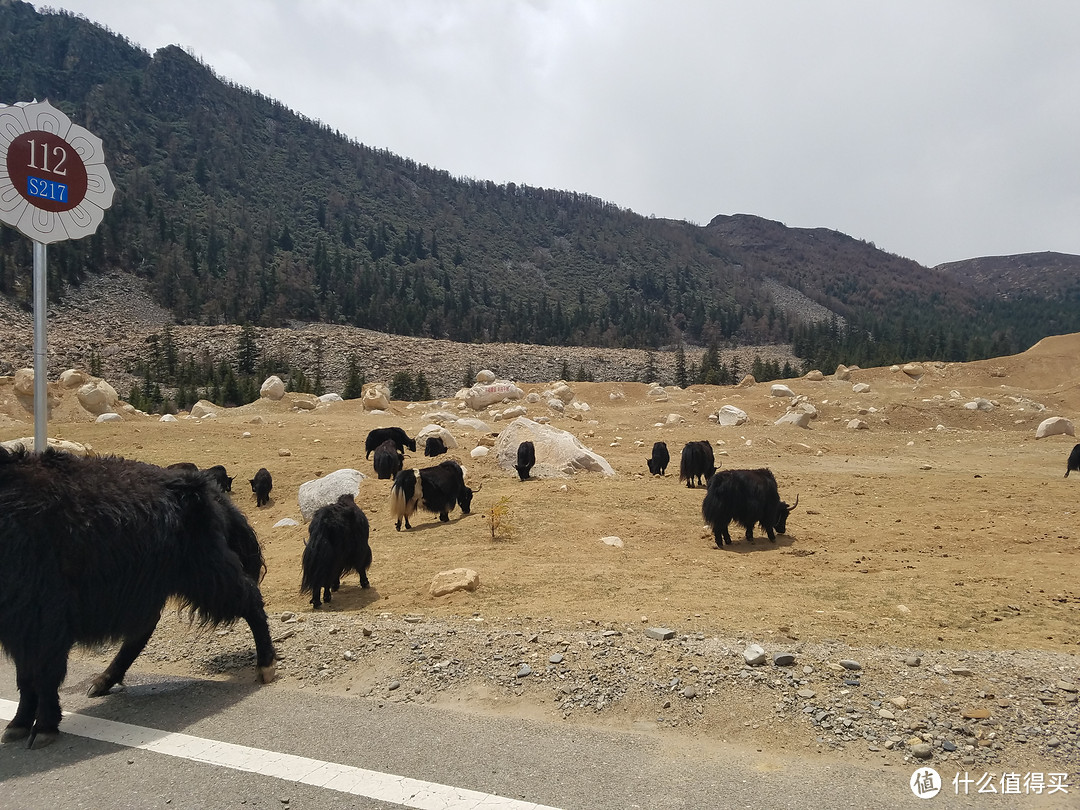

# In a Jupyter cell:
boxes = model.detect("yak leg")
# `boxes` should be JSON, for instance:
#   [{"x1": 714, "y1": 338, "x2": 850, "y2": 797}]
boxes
[
  {"x1": 238, "y1": 589, "x2": 278, "y2": 684},
  {"x1": 359, "y1": 570, "x2": 370, "y2": 588},
  {"x1": 27, "y1": 653, "x2": 67, "y2": 749},
  {"x1": 87, "y1": 623, "x2": 158, "y2": 697},
  {"x1": 765, "y1": 525, "x2": 777, "y2": 542},
  {"x1": 2, "y1": 667, "x2": 38, "y2": 743},
  {"x1": 439, "y1": 510, "x2": 450, "y2": 522},
  {"x1": 744, "y1": 524, "x2": 755, "y2": 543}
]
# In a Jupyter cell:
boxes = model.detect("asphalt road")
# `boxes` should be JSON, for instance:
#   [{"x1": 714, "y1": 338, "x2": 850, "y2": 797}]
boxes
[{"x1": 0, "y1": 657, "x2": 1069, "y2": 809}]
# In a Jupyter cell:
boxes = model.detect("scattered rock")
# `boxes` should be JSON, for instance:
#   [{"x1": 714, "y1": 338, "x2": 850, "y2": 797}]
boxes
[
  {"x1": 429, "y1": 568, "x2": 480, "y2": 597},
  {"x1": 744, "y1": 644, "x2": 767, "y2": 666},
  {"x1": 645, "y1": 627, "x2": 675, "y2": 641}
]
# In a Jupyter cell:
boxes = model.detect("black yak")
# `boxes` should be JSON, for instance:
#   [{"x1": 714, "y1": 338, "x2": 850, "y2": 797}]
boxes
[
  {"x1": 515, "y1": 441, "x2": 536, "y2": 481},
  {"x1": 1066, "y1": 443, "x2": 1080, "y2": 478},
  {"x1": 301, "y1": 493, "x2": 372, "y2": 609},
  {"x1": 646, "y1": 441, "x2": 670, "y2": 476},
  {"x1": 679, "y1": 440, "x2": 716, "y2": 488},
  {"x1": 702, "y1": 468, "x2": 798, "y2": 548},
  {"x1": 372, "y1": 439, "x2": 405, "y2": 480},
  {"x1": 203, "y1": 464, "x2": 234, "y2": 493},
  {"x1": 167, "y1": 462, "x2": 199, "y2": 472},
  {"x1": 0, "y1": 447, "x2": 276, "y2": 749},
  {"x1": 424, "y1": 436, "x2": 448, "y2": 457},
  {"x1": 389, "y1": 460, "x2": 478, "y2": 530},
  {"x1": 250, "y1": 467, "x2": 272, "y2": 507},
  {"x1": 364, "y1": 427, "x2": 415, "y2": 459}
]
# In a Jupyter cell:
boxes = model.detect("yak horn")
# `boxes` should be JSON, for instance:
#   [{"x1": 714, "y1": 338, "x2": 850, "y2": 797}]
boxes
[
  {"x1": 789, "y1": 494, "x2": 799, "y2": 511},
  {"x1": 472, "y1": 481, "x2": 484, "y2": 492}
]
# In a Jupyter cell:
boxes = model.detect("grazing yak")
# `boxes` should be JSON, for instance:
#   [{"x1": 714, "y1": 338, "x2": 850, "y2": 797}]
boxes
[
  {"x1": 301, "y1": 493, "x2": 372, "y2": 609},
  {"x1": 0, "y1": 447, "x2": 276, "y2": 749},
  {"x1": 702, "y1": 468, "x2": 798, "y2": 548},
  {"x1": 250, "y1": 467, "x2": 273, "y2": 507},
  {"x1": 646, "y1": 441, "x2": 670, "y2": 476},
  {"x1": 679, "y1": 440, "x2": 716, "y2": 488},
  {"x1": 372, "y1": 439, "x2": 405, "y2": 480},
  {"x1": 364, "y1": 427, "x2": 415, "y2": 459},
  {"x1": 389, "y1": 459, "x2": 478, "y2": 530},
  {"x1": 1066, "y1": 443, "x2": 1080, "y2": 478},
  {"x1": 203, "y1": 464, "x2": 234, "y2": 493},
  {"x1": 515, "y1": 441, "x2": 536, "y2": 481},
  {"x1": 424, "y1": 436, "x2": 448, "y2": 457}
]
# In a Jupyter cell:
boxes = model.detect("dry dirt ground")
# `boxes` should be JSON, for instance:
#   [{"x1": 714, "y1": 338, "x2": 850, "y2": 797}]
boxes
[{"x1": 2, "y1": 333, "x2": 1079, "y2": 781}]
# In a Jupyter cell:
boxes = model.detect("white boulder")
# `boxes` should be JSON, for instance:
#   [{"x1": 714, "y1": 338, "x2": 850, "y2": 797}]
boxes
[
  {"x1": 456, "y1": 417, "x2": 493, "y2": 432},
  {"x1": 362, "y1": 382, "x2": 391, "y2": 411},
  {"x1": 59, "y1": 369, "x2": 88, "y2": 389},
  {"x1": 902, "y1": 362, "x2": 925, "y2": 378},
  {"x1": 76, "y1": 380, "x2": 119, "y2": 415},
  {"x1": 475, "y1": 369, "x2": 497, "y2": 384},
  {"x1": 771, "y1": 384, "x2": 796, "y2": 398},
  {"x1": 493, "y1": 417, "x2": 615, "y2": 477},
  {"x1": 430, "y1": 568, "x2": 480, "y2": 597},
  {"x1": 13, "y1": 368, "x2": 34, "y2": 396},
  {"x1": 461, "y1": 380, "x2": 524, "y2": 410},
  {"x1": 852, "y1": 383, "x2": 871, "y2": 394},
  {"x1": 646, "y1": 385, "x2": 670, "y2": 402},
  {"x1": 804, "y1": 370, "x2": 824, "y2": 381},
  {"x1": 1035, "y1": 417, "x2": 1075, "y2": 439},
  {"x1": 775, "y1": 411, "x2": 811, "y2": 428},
  {"x1": 834, "y1": 364, "x2": 851, "y2": 381},
  {"x1": 260, "y1": 375, "x2": 286, "y2": 400},
  {"x1": 847, "y1": 418, "x2": 869, "y2": 430},
  {"x1": 715, "y1": 405, "x2": 748, "y2": 426},
  {"x1": 190, "y1": 400, "x2": 218, "y2": 418},
  {"x1": 95, "y1": 412, "x2": 123, "y2": 423},
  {"x1": 159, "y1": 414, "x2": 179, "y2": 423},
  {"x1": 318, "y1": 393, "x2": 343, "y2": 404},
  {"x1": 964, "y1": 398, "x2": 994, "y2": 411},
  {"x1": 298, "y1": 469, "x2": 366, "y2": 522}
]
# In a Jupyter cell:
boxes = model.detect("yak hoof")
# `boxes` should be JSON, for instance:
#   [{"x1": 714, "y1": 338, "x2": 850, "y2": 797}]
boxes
[
  {"x1": 86, "y1": 676, "x2": 116, "y2": 698},
  {"x1": 28, "y1": 730, "x2": 59, "y2": 750},
  {"x1": 2, "y1": 725, "x2": 30, "y2": 743},
  {"x1": 257, "y1": 663, "x2": 277, "y2": 684}
]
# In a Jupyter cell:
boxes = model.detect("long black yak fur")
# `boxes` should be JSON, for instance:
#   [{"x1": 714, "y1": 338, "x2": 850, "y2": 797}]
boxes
[
  {"x1": 646, "y1": 441, "x2": 670, "y2": 476},
  {"x1": 1066, "y1": 443, "x2": 1080, "y2": 478},
  {"x1": 679, "y1": 440, "x2": 716, "y2": 488},
  {"x1": 300, "y1": 493, "x2": 372, "y2": 609},
  {"x1": 702, "y1": 468, "x2": 798, "y2": 548},
  {"x1": 515, "y1": 441, "x2": 536, "y2": 481},
  {"x1": 390, "y1": 460, "x2": 476, "y2": 530},
  {"x1": 365, "y1": 427, "x2": 415, "y2": 459},
  {"x1": 372, "y1": 439, "x2": 404, "y2": 480},
  {"x1": 250, "y1": 467, "x2": 273, "y2": 507},
  {"x1": 0, "y1": 447, "x2": 276, "y2": 749},
  {"x1": 424, "y1": 436, "x2": 448, "y2": 457}
]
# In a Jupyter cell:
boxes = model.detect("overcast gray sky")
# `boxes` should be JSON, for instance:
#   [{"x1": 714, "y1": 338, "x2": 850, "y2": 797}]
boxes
[{"x1": 49, "y1": 0, "x2": 1080, "y2": 267}]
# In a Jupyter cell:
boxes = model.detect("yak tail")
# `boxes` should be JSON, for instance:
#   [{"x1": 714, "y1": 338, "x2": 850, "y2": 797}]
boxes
[
  {"x1": 389, "y1": 472, "x2": 418, "y2": 523},
  {"x1": 300, "y1": 536, "x2": 330, "y2": 597}
]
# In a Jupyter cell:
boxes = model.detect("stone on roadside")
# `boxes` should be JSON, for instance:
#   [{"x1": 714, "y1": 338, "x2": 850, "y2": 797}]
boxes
[
  {"x1": 644, "y1": 627, "x2": 675, "y2": 641},
  {"x1": 744, "y1": 644, "x2": 767, "y2": 666},
  {"x1": 429, "y1": 568, "x2": 480, "y2": 597},
  {"x1": 1035, "y1": 416, "x2": 1074, "y2": 438}
]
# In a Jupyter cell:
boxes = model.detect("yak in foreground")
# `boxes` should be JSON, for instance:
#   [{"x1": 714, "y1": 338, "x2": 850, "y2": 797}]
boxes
[
  {"x1": 646, "y1": 441, "x2": 670, "y2": 476},
  {"x1": 515, "y1": 441, "x2": 536, "y2": 481},
  {"x1": 679, "y1": 440, "x2": 716, "y2": 488},
  {"x1": 0, "y1": 447, "x2": 276, "y2": 749},
  {"x1": 702, "y1": 468, "x2": 798, "y2": 548},
  {"x1": 301, "y1": 493, "x2": 372, "y2": 609},
  {"x1": 250, "y1": 467, "x2": 272, "y2": 507},
  {"x1": 372, "y1": 439, "x2": 404, "y2": 480},
  {"x1": 1066, "y1": 444, "x2": 1080, "y2": 478},
  {"x1": 389, "y1": 460, "x2": 478, "y2": 530},
  {"x1": 364, "y1": 427, "x2": 415, "y2": 459}
]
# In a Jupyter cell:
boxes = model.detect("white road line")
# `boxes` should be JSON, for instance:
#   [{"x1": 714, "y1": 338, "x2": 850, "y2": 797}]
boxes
[{"x1": 0, "y1": 698, "x2": 563, "y2": 810}]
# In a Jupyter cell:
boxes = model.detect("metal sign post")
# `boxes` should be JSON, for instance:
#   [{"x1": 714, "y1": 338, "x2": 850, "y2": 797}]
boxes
[{"x1": 0, "y1": 99, "x2": 115, "y2": 451}]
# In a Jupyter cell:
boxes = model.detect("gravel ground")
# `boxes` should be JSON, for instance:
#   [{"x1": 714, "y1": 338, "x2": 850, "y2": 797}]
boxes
[{"x1": 108, "y1": 607, "x2": 1080, "y2": 781}]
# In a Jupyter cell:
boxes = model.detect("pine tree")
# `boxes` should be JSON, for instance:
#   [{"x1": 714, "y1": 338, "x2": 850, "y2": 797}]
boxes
[
  {"x1": 237, "y1": 325, "x2": 259, "y2": 374},
  {"x1": 342, "y1": 355, "x2": 365, "y2": 399},
  {"x1": 674, "y1": 343, "x2": 687, "y2": 388},
  {"x1": 390, "y1": 371, "x2": 415, "y2": 401}
]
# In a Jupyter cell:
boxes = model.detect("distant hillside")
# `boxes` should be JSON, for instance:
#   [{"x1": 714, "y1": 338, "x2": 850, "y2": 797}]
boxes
[
  {"x1": 937, "y1": 252, "x2": 1080, "y2": 300},
  {"x1": 2, "y1": 1, "x2": 1080, "y2": 377}
]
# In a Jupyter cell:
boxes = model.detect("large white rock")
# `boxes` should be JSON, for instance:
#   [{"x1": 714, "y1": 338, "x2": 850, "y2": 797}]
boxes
[
  {"x1": 715, "y1": 405, "x2": 748, "y2": 426},
  {"x1": 190, "y1": 400, "x2": 219, "y2": 418},
  {"x1": 775, "y1": 411, "x2": 811, "y2": 428},
  {"x1": 13, "y1": 368, "x2": 34, "y2": 396},
  {"x1": 493, "y1": 417, "x2": 615, "y2": 477},
  {"x1": 159, "y1": 414, "x2": 179, "y2": 423},
  {"x1": 1035, "y1": 417, "x2": 1075, "y2": 439},
  {"x1": 852, "y1": 383, "x2": 871, "y2": 394},
  {"x1": 298, "y1": 469, "x2": 366, "y2": 522},
  {"x1": 771, "y1": 384, "x2": 796, "y2": 398},
  {"x1": 362, "y1": 382, "x2": 391, "y2": 411},
  {"x1": 59, "y1": 368, "x2": 88, "y2": 389},
  {"x1": 417, "y1": 423, "x2": 458, "y2": 449},
  {"x1": 318, "y1": 393, "x2": 343, "y2": 404},
  {"x1": 495, "y1": 404, "x2": 529, "y2": 421},
  {"x1": 77, "y1": 380, "x2": 119, "y2": 415},
  {"x1": 545, "y1": 382, "x2": 575, "y2": 404},
  {"x1": 260, "y1": 375, "x2": 285, "y2": 400},
  {"x1": 737, "y1": 374, "x2": 756, "y2": 388},
  {"x1": 834, "y1": 364, "x2": 851, "y2": 381},
  {"x1": 804, "y1": 370, "x2": 824, "y2": 381},
  {"x1": 1, "y1": 437, "x2": 92, "y2": 455},
  {"x1": 95, "y1": 412, "x2": 123, "y2": 423},
  {"x1": 646, "y1": 385, "x2": 670, "y2": 402},
  {"x1": 475, "y1": 369, "x2": 496, "y2": 384},
  {"x1": 964, "y1": 398, "x2": 994, "y2": 411},
  {"x1": 461, "y1": 380, "x2": 524, "y2": 410},
  {"x1": 430, "y1": 568, "x2": 480, "y2": 597},
  {"x1": 421, "y1": 410, "x2": 460, "y2": 423},
  {"x1": 456, "y1": 417, "x2": 493, "y2": 432},
  {"x1": 902, "y1": 363, "x2": 925, "y2": 378}
]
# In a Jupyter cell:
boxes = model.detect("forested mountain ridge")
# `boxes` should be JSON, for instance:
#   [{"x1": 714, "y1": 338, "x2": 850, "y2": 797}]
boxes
[{"x1": 2, "y1": 1, "x2": 1078, "y2": 375}]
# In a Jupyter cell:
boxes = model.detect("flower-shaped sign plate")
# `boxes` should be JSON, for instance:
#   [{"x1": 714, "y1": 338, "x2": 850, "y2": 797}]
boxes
[{"x1": 0, "y1": 99, "x2": 114, "y2": 243}]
